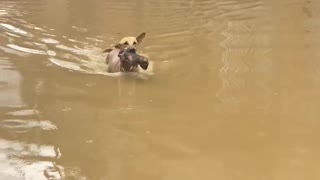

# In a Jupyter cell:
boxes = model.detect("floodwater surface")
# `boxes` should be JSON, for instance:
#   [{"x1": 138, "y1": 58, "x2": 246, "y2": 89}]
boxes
[{"x1": 1, "y1": 0, "x2": 320, "y2": 179}]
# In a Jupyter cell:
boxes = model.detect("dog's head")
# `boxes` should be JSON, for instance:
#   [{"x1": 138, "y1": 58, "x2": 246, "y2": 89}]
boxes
[
  {"x1": 103, "y1": 32, "x2": 146, "y2": 53},
  {"x1": 118, "y1": 32, "x2": 145, "y2": 50},
  {"x1": 112, "y1": 32, "x2": 146, "y2": 51}
]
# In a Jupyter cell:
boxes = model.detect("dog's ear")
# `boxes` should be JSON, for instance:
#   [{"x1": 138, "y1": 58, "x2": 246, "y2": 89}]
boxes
[
  {"x1": 136, "y1": 32, "x2": 146, "y2": 43},
  {"x1": 103, "y1": 42, "x2": 125, "y2": 52},
  {"x1": 114, "y1": 43, "x2": 125, "y2": 49},
  {"x1": 103, "y1": 48, "x2": 113, "y2": 53}
]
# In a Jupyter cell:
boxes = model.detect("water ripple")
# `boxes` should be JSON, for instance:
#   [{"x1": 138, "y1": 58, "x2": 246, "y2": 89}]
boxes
[
  {"x1": 0, "y1": 4, "x2": 154, "y2": 78},
  {"x1": 217, "y1": 20, "x2": 273, "y2": 106},
  {"x1": 1, "y1": 119, "x2": 57, "y2": 133},
  {"x1": 40, "y1": 38, "x2": 59, "y2": 44},
  {"x1": 0, "y1": 10, "x2": 8, "y2": 15},
  {"x1": 0, "y1": 23, "x2": 31, "y2": 37},
  {"x1": 7, "y1": 44, "x2": 46, "y2": 55},
  {"x1": 6, "y1": 109, "x2": 39, "y2": 116}
]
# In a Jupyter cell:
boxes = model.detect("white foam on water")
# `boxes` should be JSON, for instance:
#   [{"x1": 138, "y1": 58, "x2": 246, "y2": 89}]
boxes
[
  {"x1": 7, "y1": 44, "x2": 46, "y2": 55},
  {"x1": 41, "y1": 38, "x2": 59, "y2": 44},
  {"x1": 49, "y1": 57, "x2": 154, "y2": 79},
  {"x1": 0, "y1": 23, "x2": 30, "y2": 36},
  {"x1": 6, "y1": 109, "x2": 39, "y2": 116}
]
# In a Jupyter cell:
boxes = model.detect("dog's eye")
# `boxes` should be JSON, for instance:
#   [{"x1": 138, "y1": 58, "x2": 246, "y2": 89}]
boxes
[
  {"x1": 133, "y1": 42, "x2": 137, "y2": 45},
  {"x1": 124, "y1": 41, "x2": 129, "y2": 45}
]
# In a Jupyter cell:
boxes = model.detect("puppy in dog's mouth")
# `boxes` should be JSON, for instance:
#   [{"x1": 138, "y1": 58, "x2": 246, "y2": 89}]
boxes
[
  {"x1": 118, "y1": 48, "x2": 149, "y2": 71},
  {"x1": 103, "y1": 32, "x2": 149, "y2": 73}
]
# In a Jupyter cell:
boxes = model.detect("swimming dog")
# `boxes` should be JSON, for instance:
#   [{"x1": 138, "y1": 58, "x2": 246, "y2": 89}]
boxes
[{"x1": 103, "y1": 32, "x2": 148, "y2": 73}]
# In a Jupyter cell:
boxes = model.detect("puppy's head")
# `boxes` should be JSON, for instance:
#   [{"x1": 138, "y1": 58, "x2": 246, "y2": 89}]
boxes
[
  {"x1": 139, "y1": 59, "x2": 149, "y2": 70},
  {"x1": 116, "y1": 32, "x2": 146, "y2": 50},
  {"x1": 118, "y1": 48, "x2": 149, "y2": 71}
]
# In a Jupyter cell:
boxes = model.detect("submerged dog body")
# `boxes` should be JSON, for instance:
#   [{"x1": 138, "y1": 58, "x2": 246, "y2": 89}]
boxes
[
  {"x1": 106, "y1": 48, "x2": 122, "y2": 72},
  {"x1": 104, "y1": 32, "x2": 148, "y2": 73}
]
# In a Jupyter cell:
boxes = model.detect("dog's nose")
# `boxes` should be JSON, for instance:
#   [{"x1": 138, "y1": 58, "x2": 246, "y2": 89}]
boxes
[{"x1": 126, "y1": 47, "x2": 136, "y2": 53}]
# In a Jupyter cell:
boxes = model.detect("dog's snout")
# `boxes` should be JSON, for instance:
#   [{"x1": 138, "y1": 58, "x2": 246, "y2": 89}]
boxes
[{"x1": 126, "y1": 47, "x2": 136, "y2": 53}]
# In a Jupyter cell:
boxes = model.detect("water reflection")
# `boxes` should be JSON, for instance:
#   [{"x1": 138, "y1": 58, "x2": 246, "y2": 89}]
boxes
[
  {"x1": 0, "y1": 139, "x2": 61, "y2": 179},
  {"x1": 0, "y1": 57, "x2": 24, "y2": 107},
  {"x1": 217, "y1": 20, "x2": 272, "y2": 108}
]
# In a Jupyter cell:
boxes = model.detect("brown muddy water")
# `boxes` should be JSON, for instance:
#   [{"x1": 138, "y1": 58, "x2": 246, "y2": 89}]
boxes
[{"x1": 0, "y1": 0, "x2": 320, "y2": 179}]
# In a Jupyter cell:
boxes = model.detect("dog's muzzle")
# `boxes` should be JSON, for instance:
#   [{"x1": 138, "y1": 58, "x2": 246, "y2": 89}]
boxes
[{"x1": 125, "y1": 47, "x2": 136, "y2": 53}]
